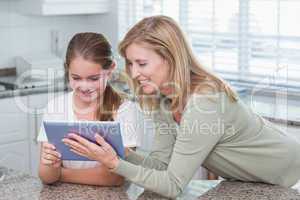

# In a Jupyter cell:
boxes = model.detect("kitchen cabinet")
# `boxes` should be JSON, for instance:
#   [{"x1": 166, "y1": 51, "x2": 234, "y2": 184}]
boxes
[
  {"x1": 0, "y1": 97, "x2": 30, "y2": 174},
  {"x1": 0, "y1": 92, "x2": 66, "y2": 176},
  {"x1": 27, "y1": 93, "x2": 50, "y2": 177},
  {"x1": 0, "y1": 141, "x2": 30, "y2": 173},
  {"x1": 27, "y1": 92, "x2": 66, "y2": 176},
  {"x1": 17, "y1": 0, "x2": 110, "y2": 16}
]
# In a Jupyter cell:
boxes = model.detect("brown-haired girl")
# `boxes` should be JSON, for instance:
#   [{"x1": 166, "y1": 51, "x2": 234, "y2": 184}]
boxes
[{"x1": 38, "y1": 32, "x2": 142, "y2": 186}]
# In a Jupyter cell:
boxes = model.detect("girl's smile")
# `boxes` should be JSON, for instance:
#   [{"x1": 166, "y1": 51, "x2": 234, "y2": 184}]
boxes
[{"x1": 68, "y1": 56, "x2": 109, "y2": 103}]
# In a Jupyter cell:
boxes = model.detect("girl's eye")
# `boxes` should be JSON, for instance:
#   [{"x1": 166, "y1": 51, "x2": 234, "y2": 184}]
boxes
[{"x1": 72, "y1": 77, "x2": 80, "y2": 81}]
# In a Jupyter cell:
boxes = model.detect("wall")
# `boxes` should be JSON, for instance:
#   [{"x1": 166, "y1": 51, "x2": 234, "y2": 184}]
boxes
[{"x1": 0, "y1": 0, "x2": 119, "y2": 69}]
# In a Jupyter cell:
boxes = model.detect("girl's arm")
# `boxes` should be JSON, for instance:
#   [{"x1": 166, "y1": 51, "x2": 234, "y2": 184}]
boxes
[
  {"x1": 39, "y1": 142, "x2": 124, "y2": 186},
  {"x1": 39, "y1": 163, "x2": 61, "y2": 184},
  {"x1": 60, "y1": 165, "x2": 124, "y2": 186},
  {"x1": 38, "y1": 142, "x2": 62, "y2": 184}
]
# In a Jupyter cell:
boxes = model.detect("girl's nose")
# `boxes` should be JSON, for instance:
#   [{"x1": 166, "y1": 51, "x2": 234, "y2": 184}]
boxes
[{"x1": 77, "y1": 80, "x2": 91, "y2": 90}]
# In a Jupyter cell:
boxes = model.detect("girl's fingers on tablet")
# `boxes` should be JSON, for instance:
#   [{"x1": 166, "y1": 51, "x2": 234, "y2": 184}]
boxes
[
  {"x1": 42, "y1": 142, "x2": 56, "y2": 150},
  {"x1": 43, "y1": 153, "x2": 56, "y2": 161},
  {"x1": 43, "y1": 159, "x2": 60, "y2": 166},
  {"x1": 43, "y1": 148, "x2": 61, "y2": 159},
  {"x1": 42, "y1": 155, "x2": 59, "y2": 166}
]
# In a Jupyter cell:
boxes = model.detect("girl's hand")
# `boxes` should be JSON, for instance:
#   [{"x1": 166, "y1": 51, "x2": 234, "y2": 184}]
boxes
[
  {"x1": 41, "y1": 142, "x2": 62, "y2": 168},
  {"x1": 62, "y1": 133, "x2": 119, "y2": 170}
]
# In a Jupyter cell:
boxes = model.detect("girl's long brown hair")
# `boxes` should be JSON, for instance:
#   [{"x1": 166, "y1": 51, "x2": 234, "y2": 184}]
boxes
[{"x1": 65, "y1": 32, "x2": 121, "y2": 121}]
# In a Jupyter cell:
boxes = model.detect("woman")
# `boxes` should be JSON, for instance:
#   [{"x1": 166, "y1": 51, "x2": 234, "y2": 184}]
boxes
[
  {"x1": 63, "y1": 16, "x2": 300, "y2": 198},
  {"x1": 38, "y1": 32, "x2": 143, "y2": 186}
]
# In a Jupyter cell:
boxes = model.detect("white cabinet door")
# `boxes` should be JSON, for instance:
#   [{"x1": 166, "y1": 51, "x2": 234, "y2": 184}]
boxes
[
  {"x1": 0, "y1": 96, "x2": 30, "y2": 174},
  {"x1": 0, "y1": 96, "x2": 29, "y2": 173},
  {"x1": 27, "y1": 92, "x2": 66, "y2": 176},
  {"x1": 18, "y1": 0, "x2": 110, "y2": 15},
  {"x1": 0, "y1": 96, "x2": 28, "y2": 145},
  {"x1": 0, "y1": 140, "x2": 30, "y2": 173},
  {"x1": 0, "y1": 113, "x2": 28, "y2": 144},
  {"x1": 27, "y1": 93, "x2": 51, "y2": 177},
  {"x1": 28, "y1": 93, "x2": 53, "y2": 141}
]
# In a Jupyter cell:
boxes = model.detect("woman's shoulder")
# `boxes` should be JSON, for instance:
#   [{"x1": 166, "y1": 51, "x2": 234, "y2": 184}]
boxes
[
  {"x1": 187, "y1": 91, "x2": 228, "y2": 106},
  {"x1": 183, "y1": 91, "x2": 239, "y2": 117}
]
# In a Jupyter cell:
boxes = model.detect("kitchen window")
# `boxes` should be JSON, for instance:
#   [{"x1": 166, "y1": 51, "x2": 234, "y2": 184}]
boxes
[{"x1": 118, "y1": 0, "x2": 300, "y2": 85}]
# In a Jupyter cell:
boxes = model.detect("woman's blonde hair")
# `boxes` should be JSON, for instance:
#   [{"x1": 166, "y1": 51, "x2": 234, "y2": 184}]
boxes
[
  {"x1": 119, "y1": 15, "x2": 237, "y2": 111},
  {"x1": 65, "y1": 32, "x2": 122, "y2": 120}
]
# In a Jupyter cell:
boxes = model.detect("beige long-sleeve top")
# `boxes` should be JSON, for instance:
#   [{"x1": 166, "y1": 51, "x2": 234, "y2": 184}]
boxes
[{"x1": 112, "y1": 92, "x2": 300, "y2": 198}]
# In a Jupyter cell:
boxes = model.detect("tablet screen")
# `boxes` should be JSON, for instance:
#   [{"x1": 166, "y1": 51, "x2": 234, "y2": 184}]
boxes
[{"x1": 43, "y1": 120, "x2": 125, "y2": 160}]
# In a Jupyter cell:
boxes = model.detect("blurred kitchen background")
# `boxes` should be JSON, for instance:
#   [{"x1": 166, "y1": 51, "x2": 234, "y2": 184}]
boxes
[{"x1": 0, "y1": 0, "x2": 299, "y2": 178}]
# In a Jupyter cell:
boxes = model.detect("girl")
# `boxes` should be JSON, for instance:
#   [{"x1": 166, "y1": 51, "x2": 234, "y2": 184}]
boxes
[
  {"x1": 38, "y1": 32, "x2": 143, "y2": 186},
  {"x1": 63, "y1": 16, "x2": 300, "y2": 198}
]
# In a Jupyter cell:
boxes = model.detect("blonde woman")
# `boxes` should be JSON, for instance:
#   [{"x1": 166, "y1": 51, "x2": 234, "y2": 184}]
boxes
[{"x1": 63, "y1": 16, "x2": 300, "y2": 198}]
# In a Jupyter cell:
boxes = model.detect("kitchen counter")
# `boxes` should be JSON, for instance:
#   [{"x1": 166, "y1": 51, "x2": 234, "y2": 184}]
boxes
[
  {"x1": 0, "y1": 85, "x2": 68, "y2": 99},
  {"x1": 1, "y1": 167, "x2": 300, "y2": 200},
  {"x1": 0, "y1": 75, "x2": 67, "y2": 99},
  {"x1": 0, "y1": 75, "x2": 129, "y2": 99}
]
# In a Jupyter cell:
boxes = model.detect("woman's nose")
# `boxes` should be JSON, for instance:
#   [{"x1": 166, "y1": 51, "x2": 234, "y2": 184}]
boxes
[{"x1": 131, "y1": 65, "x2": 140, "y2": 79}]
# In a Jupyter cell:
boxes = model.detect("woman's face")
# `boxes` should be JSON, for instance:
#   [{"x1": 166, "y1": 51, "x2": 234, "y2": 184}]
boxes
[
  {"x1": 68, "y1": 56, "x2": 111, "y2": 103},
  {"x1": 125, "y1": 43, "x2": 171, "y2": 95}
]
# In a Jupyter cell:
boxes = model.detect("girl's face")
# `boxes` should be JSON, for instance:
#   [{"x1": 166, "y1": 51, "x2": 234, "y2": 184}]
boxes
[
  {"x1": 68, "y1": 56, "x2": 112, "y2": 103},
  {"x1": 125, "y1": 43, "x2": 171, "y2": 95}
]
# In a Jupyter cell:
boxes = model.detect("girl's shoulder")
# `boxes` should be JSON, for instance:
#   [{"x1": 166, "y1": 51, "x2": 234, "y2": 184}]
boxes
[
  {"x1": 47, "y1": 91, "x2": 73, "y2": 106},
  {"x1": 43, "y1": 91, "x2": 73, "y2": 114}
]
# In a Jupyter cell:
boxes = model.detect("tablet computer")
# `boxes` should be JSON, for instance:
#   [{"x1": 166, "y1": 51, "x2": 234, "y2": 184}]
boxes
[{"x1": 43, "y1": 120, "x2": 125, "y2": 161}]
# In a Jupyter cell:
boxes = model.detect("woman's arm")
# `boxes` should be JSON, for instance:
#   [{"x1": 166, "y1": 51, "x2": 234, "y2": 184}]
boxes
[
  {"x1": 111, "y1": 94, "x2": 225, "y2": 198},
  {"x1": 118, "y1": 101, "x2": 172, "y2": 170},
  {"x1": 60, "y1": 165, "x2": 124, "y2": 186},
  {"x1": 125, "y1": 145, "x2": 170, "y2": 171}
]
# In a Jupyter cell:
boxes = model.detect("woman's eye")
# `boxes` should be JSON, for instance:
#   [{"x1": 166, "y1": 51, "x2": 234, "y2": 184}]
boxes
[
  {"x1": 139, "y1": 63, "x2": 147, "y2": 67},
  {"x1": 89, "y1": 77, "x2": 100, "y2": 81}
]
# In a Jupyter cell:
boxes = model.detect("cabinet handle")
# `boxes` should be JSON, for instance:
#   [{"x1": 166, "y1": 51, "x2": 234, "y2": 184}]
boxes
[{"x1": 33, "y1": 108, "x2": 38, "y2": 145}]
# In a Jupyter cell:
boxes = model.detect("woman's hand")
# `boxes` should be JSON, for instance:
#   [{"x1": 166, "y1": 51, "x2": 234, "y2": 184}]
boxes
[
  {"x1": 124, "y1": 147, "x2": 132, "y2": 158},
  {"x1": 62, "y1": 133, "x2": 120, "y2": 170},
  {"x1": 41, "y1": 142, "x2": 62, "y2": 168}
]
